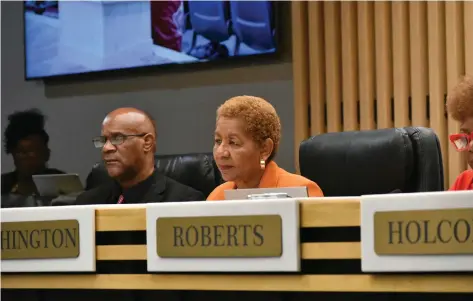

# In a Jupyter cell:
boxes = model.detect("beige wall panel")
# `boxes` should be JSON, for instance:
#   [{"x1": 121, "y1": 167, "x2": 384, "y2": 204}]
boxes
[
  {"x1": 341, "y1": 2, "x2": 359, "y2": 131},
  {"x1": 410, "y1": 1, "x2": 429, "y2": 128},
  {"x1": 308, "y1": 1, "x2": 326, "y2": 136},
  {"x1": 357, "y1": 2, "x2": 376, "y2": 130},
  {"x1": 392, "y1": 1, "x2": 411, "y2": 127},
  {"x1": 324, "y1": 1, "x2": 342, "y2": 132},
  {"x1": 292, "y1": 1, "x2": 310, "y2": 173},
  {"x1": 374, "y1": 2, "x2": 393, "y2": 129}
]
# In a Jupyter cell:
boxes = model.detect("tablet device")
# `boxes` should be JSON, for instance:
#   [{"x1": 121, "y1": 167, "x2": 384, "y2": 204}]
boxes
[
  {"x1": 33, "y1": 174, "x2": 84, "y2": 197},
  {"x1": 224, "y1": 187, "x2": 309, "y2": 200}
]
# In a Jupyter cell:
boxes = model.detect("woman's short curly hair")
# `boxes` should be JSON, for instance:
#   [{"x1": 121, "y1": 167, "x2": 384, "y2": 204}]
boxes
[
  {"x1": 446, "y1": 75, "x2": 473, "y2": 122},
  {"x1": 217, "y1": 95, "x2": 281, "y2": 162}
]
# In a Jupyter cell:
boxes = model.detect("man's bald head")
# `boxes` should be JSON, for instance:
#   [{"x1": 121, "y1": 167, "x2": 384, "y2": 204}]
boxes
[
  {"x1": 100, "y1": 107, "x2": 157, "y2": 187},
  {"x1": 103, "y1": 107, "x2": 156, "y2": 137}
]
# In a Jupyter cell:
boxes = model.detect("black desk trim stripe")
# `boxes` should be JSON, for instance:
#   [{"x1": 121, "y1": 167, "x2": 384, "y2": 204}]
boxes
[
  {"x1": 94, "y1": 259, "x2": 362, "y2": 275},
  {"x1": 95, "y1": 226, "x2": 361, "y2": 246},
  {"x1": 96, "y1": 231, "x2": 146, "y2": 245},
  {"x1": 2, "y1": 289, "x2": 473, "y2": 300}
]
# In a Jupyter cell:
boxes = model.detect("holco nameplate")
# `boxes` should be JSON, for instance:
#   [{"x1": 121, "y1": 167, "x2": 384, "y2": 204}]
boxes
[
  {"x1": 156, "y1": 215, "x2": 282, "y2": 258},
  {"x1": 1, "y1": 220, "x2": 80, "y2": 260},
  {"x1": 374, "y1": 208, "x2": 473, "y2": 255},
  {"x1": 361, "y1": 191, "x2": 473, "y2": 272}
]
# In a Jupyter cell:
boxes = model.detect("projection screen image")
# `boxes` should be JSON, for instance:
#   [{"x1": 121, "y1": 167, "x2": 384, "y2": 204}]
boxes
[{"x1": 24, "y1": 0, "x2": 277, "y2": 79}]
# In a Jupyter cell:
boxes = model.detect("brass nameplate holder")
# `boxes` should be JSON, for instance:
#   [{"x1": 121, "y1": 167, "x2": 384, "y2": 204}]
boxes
[
  {"x1": 157, "y1": 215, "x2": 282, "y2": 258},
  {"x1": 374, "y1": 208, "x2": 473, "y2": 255},
  {"x1": 1, "y1": 220, "x2": 80, "y2": 260}
]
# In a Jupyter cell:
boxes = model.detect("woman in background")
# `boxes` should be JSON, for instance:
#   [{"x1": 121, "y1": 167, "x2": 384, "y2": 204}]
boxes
[
  {"x1": 207, "y1": 95, "x2": 323, "y2": 200},
  {"x1": 446, "y1": 75, "x2": 473, "y2": 190},
  {"x1": 1, "y1": 109, "x2": 64, "y2": 197}
]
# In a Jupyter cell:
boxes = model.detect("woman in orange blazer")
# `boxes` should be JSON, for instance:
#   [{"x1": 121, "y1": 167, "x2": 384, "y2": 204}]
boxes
[
  {"x1": 446, "y1": 75, "x2": 473, "y2": 191},
  {"x1": 207, "y1": 95, "x2": 324, "y2": 201}
]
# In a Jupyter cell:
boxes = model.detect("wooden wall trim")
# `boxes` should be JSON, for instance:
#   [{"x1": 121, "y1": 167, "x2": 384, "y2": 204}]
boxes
[
  {"x1": 295, "y1": 1, "x2": 471, "y2": 186},
  {"x1": 291, "y1": 1, "x2": 310, "y2": 174}
]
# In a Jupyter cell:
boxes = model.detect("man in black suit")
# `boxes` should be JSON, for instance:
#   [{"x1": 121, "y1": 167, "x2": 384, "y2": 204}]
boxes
[{"x1": 56, "y1": 107, "x2": 204, "y2": 205}]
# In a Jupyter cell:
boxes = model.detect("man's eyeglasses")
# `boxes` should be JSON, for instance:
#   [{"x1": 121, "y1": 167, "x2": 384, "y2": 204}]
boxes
[
  {"x1": 92, "y1": 133, "x2": 147, "y2": 149},
  {"x1": 449, "y1": 132, "x2": 473, "y2": 152}
]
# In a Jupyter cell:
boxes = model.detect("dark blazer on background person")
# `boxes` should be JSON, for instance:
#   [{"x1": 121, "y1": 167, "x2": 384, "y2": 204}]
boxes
[
  {"x1": 1, "y1": 168, "x2": 64, "y2": 196},
  {"x1": 1, "y1": 168, "x2": 65, "y2": 208},
  {"x1": 52, "y1": 169, "x2": 205, "y2": 206}
]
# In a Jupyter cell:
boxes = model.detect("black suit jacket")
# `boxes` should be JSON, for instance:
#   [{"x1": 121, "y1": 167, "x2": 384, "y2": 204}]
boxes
[
  {"x1": 52, "y1": 170, "x2": 204, "y2": 277},
  {"x1": 54, "y1": 170, "x2": 205, "y2": 206}
]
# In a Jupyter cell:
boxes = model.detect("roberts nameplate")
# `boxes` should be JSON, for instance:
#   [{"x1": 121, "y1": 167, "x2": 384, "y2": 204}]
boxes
[
  {"x1": 1, "y1": 220, "x2": 80, "y2": 260},
  {"x1": 374, "y1": 208, "x2": 473, "y2": 255},
  {"x1": 156, "y1": 215, "x2": 282, "y2": 258}
]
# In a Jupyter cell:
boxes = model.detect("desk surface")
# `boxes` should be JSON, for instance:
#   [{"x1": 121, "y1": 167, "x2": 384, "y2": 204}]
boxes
[{"x1": 2, "y1": 198, "x2": 473, "y2": 293}]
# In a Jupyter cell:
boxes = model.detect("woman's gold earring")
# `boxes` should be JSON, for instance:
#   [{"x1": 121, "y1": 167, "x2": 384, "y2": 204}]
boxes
[{"x1": 260, "y1": 159, "x2": 266, "y2": 170}]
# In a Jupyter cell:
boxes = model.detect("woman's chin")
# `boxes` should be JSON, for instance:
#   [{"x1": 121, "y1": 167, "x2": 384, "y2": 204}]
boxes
[{"x1": 220, "y1": 172, "x2": 236, "y2": 182}]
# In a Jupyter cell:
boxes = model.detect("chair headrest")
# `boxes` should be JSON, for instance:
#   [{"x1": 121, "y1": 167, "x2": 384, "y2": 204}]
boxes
[
  {"x1": 85, "y1": 153, "x2": 223, "y2": 197},
  {"x1": 402, "y1": 127, "x2": 444, "y2": 191},
  {"x1": 299, "y1": 128, "x2": 414, "y2": 196},
  {"x1": 154, "y1": 153, "x2": 222, "y2": 197}
]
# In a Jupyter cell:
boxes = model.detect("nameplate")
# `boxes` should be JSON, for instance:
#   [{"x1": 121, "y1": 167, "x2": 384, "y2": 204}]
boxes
[
  {"x1": 374, "y1": 208, "x2": 473, "y2": 255},
  {"x1": 1, "y1": 220, "x2": 80, "y2": 260},
  {"x1": 361, "y1": 191, "x2": 473, "y2": 272},
  {"x1": 156, "y1": 215, "x2": 282, "y2": 258},
  {"x1": 1, "y1": 206, "x2": 96, "y2": 272},
  {"x1": 146, "y1": 199, "x2": 300, "y2": 272}
]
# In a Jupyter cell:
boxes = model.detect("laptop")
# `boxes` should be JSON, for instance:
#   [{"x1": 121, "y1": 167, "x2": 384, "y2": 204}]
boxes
[
  {"x1": 33, "y1": 174, "x2": 84, "y2": 197},
  {"x1": 224, "y1": 187, "x2": 309, "y2": 200}
]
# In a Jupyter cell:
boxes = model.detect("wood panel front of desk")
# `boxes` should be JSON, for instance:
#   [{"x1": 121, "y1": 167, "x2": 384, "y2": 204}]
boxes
[{"x1": 2, "y1": 199, "x2": 472, "y2": 300}]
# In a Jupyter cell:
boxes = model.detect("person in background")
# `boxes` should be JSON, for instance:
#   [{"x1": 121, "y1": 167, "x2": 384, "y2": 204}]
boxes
[
  {"x1": 55, "y1": 107, "x2": 204, "y2": 205},
  {"x1": 150, "y1": 0, "x2": 184, "y2": 52},
  {"x1": 207, "y1": 96, "x2": 324, "y2": 200},
  {"x1": 447, "y1": 75, "x2": 473, "y2": 191},
  {"x1": 1, "y1": 109, "x2": 64, "y2": 197}
]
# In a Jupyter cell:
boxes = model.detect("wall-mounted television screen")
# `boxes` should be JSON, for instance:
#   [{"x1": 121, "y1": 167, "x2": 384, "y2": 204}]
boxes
[{"x1": 24, "y1": 0, "x2": 277, "y2": 80}]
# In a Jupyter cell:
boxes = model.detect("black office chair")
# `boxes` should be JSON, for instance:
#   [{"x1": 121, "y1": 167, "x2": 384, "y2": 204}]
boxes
[
  {"x1": 85, "y1": 152, "x2": 223, "y2": 198},
  {"x1": 299, "y1": 127, "x2": 444, "y2": 196},
  {"x1": 229, "y1": 1, "x2": 275, "y2": 55}
]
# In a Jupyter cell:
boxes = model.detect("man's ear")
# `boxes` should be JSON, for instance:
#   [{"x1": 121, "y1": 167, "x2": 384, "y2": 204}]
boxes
[
  {"x1": 260, "y1": 138, "x2": 274, "y2": 162},
  {"x1": 143, "y1": 134, "x2": 156, "y2": 153}
]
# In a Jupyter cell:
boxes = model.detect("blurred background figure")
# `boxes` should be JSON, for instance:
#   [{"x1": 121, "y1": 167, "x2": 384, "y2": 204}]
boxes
[
  {"x1": 150, "y1": 0, "x2": 185, "y2": 52},
  {"x1": 446, "y1": 75, "x2": 473, "y2": 191},
  {"x1": 24, "y1": 1, "x2": 58, "y2": 17},
  {"x1": 1, "y1": 109, "x2": 64, "y2": 198}
]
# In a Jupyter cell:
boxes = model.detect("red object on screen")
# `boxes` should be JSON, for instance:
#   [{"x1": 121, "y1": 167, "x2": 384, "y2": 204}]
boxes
[
  {"x1": 150, "y1": 0, "x2": 183, "y2": 52},
  {"x1": 449, "y1": 170, "x2": 473, "y2": 191}
]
